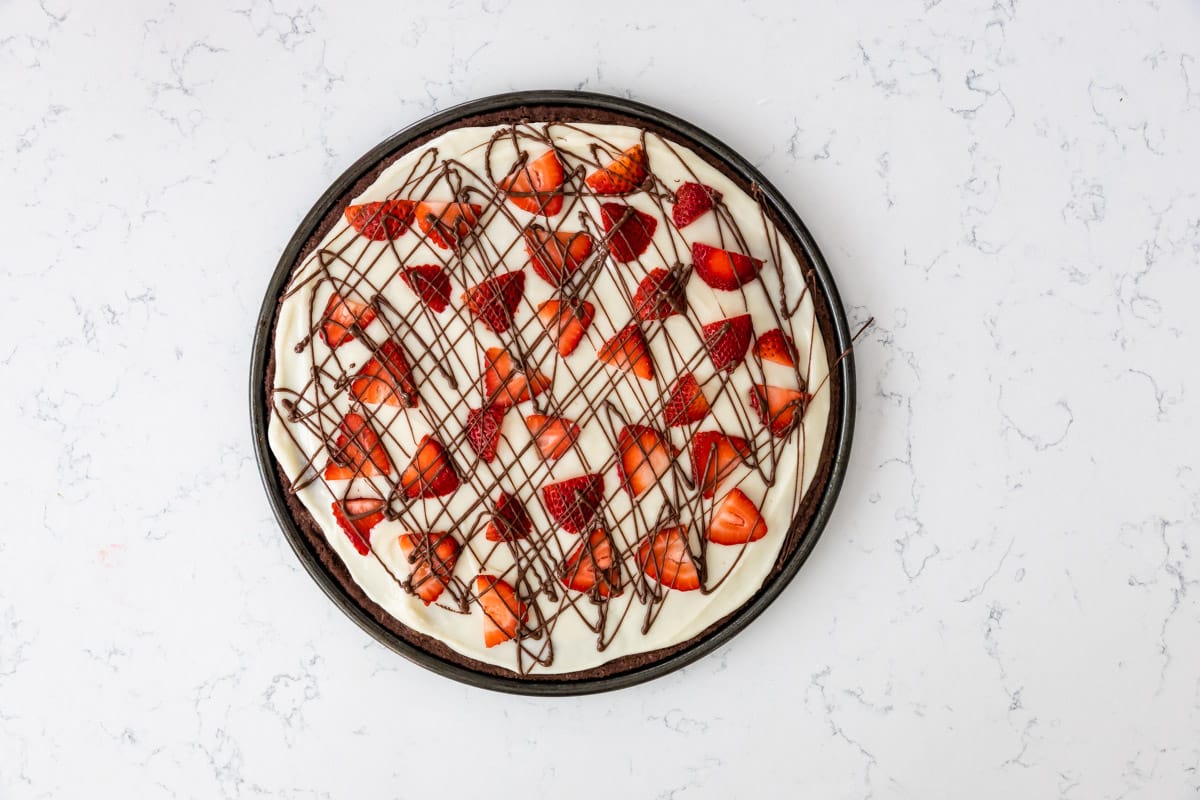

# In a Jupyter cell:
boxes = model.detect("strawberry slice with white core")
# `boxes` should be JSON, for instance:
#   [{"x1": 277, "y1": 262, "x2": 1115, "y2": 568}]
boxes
[
  {"x1": 597, "y1": 324, "x2": 654, "y2": 380},
  {"x1": 585, "y1": 144, "x2": 648, "y2": 195},
  {"x1": 415, "y1": 201, "x2": 482, "y2": 250},
  {"x1": 637, "y1": 525, "x2": 701, "y2": 591},
  {"x1": 749, "y1": 384, "x2": 810, "y2": 438},
  {"x1": 561, "y1": 529, "x2": 622, "y2": 598},
  {"x1": 526, "y1": 414, "x2": 580, "y2": 461},
  {"x1": 399, "y1": 532, "x2": 460, "y2": 605},
  {"x1": 691, "y1": 242, "x2": 764, "y2": 290},
  {"x1": 331, "y1": 498, "x2": 385, "y2": 555},
  {"x1": 500, "y1": 150, "x2": 565, "y2": 215},
  {"x1": 524, "y1": 228, "x2": 594, "y2": 286},
  {"x1": 320, "y1": 293, "x2": 377, "y2": 349},
  {"x1": 707, "y1": 489, "x2": 768, "y2": 545},
  {"x1": 476, "y1": 574, "x2": 526, "y2": 647},
  {"x1": 350, "y1": 339, "x2": 419, "y2": 408},
  {"x1": 536, "y1": 299, "x2": 594, "y2": 357},
  {"x1": 483, "y1": 348, "x2": 551, "y2": 407},
  {"x1": 399, "y1": 435, "x2": 460, "y2": 499},
  {"x1": 324, "y1": 413, "x2": 392, "y2": 480},
  {"x1": 617, "y1": 424, "x2": 675, "y2": 497},
  {"x1": 690, "y1": 430, "x2": 750, "y2": 498}
]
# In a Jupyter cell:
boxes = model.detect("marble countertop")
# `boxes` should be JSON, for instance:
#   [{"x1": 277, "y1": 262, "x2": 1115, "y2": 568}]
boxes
[{"x1": 3, "y1": 1, "x2": 1198, "y2": 797}]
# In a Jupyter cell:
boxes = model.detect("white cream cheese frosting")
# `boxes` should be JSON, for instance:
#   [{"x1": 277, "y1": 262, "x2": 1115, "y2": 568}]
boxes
[{"x1": 267, "y1": 120, "x2": 831, "y2": 675}]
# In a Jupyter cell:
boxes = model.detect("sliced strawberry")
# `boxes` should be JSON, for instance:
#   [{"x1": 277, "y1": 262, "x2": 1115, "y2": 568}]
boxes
[
  {"x1": 749, "y1": 384, "x2": 810, "y2": 438},
  {"x1": 463, "y1": 270, "x2": 525, "y2": 333},
  {"x1": 691, "y1": 242, "x2": 764, "y2": 290},
  {"x1": 399, "y1": 265, "x2": 451, "y2": 313},
  {"x1": 690, "y1": 430, "x2": 750, "y2": 498},
  {"x1": 524, "y1": 227, "x2": 594, "y2": 286},
  {"x1": 320, "y1": 293, "x2": 377, "y2": 349},
  {"x1": 637, "y1": 525, "x2": 700, "y2": 591},
  {"x1": 707, "y1": 489, "x2": 768, "y2": 545},
  {"x1": 345, "y1": 199, "x2": 416, "y2": 240},
  {"x1": 754, "y1": 328, "x2": 799, "y2": 367},
  {"x1": 663, "y1": 372, "x2": 711, "y2": 428},
  {"x1": 541, "y1": 473, "x2": 605, "y2": 534},
  {"x1": 399, "y1": 532, "x2": 460, "y2": 605},
  {"x1": 350, "y1": 339, "x2": 419, "y2": 408},
  {"x1": 632, "y1": 268, "x2": 685, "y2": 321},
  {"x1": 671, "y1": 182, "x2": 721, "y2": 228},
  {"x1": 415, "y1": 201, "x2": 483, "y2": 250},
  {"x1": 485, "y1": 491, "x2": 531, "y2": 542},
  {"x1": 331, "y1": 498, "x2": 385, "y2": 555},
  {"x1": 702, "y1": 314, "x2": 753, "y2": 374},
  {"x1": 499, "y1": 150, "x2": 565, "y2": 216},
  {"x1": 324, "y1": 413, "x2": 392, "y2": 480},
  {"x1": 617, "y1": 424, "x2": 675, "y2": 497},
  {"x1": 597, "y1": 323, "x2": 654, "y2": 381},
  {"x1": 484, "y1": 347, "x2": 551, "y2": 407},
  {"x1": 465, "y1": 405, "x2": 506, "y2": 463},
  {"x1": 476, "y1": 574, "x2": 526, "y2": 647},
  {"x1": 585, "y1": 144, "x2": 648, "y2": 195},
  {"x1": 600, "y1": 203, "x2": 657, "y2": 263},
  {"x1": 399, "y1": 434, "x2": 460, "y2": 499},
  {"x1": 561, "y1": 529, "x2": 622, "y2": 598},
  {"x1": 526, "y1": 414, "x2": 580, "y2": 461},
  {"x1": 536, "y1": 298, "x2": 595, "y2": 357}
]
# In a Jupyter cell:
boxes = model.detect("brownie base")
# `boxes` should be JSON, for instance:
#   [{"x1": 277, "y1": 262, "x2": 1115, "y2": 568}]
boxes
[{"x1": 265, "y1": 102, "x2": 845, "y2": 683}]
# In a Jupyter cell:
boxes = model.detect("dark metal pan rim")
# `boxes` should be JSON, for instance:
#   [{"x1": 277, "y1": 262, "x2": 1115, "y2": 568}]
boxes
[{"x1": 249, "y1": 89, "x2": 856, "y2": 696}]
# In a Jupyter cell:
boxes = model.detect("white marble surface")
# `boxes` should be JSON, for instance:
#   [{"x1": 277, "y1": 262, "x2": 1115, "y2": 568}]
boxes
[{"x1": 2, "y1": 0, "x2": 1198, "y2": 796}]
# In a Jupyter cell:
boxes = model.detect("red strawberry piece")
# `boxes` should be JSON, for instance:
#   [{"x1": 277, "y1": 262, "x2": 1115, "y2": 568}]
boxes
[
  {"x1": 399, "y1": 434, "x2": 460, "y2": 499},
  {"x1": 597, "y1": 323, "x2": 654, "y2": 380},
  {"x1": 320, "y1": 293, "x2": 377, "y2": 349},
  {"x1": 350, "y1": 339, "x2": 419, "y2": 408},
  {"x1": 637, "y1": 525, "x2": 700, "y2": 591},
  {"x1": 585, "y1": 144, "x2": 648, "y2": 195},
  {"x1": 524, "y1": 227, "x2": 594, "y2": 286},
  {"x1": 702, "y1": 314, "x2": 753, "y2": 374},
  {"x1": 707, "y1": 488, "x2": 768, "y2": 545},
  {"x1": 600, "y1": 203, "x2": 657, "y2": 262},
  {"x1": 754, "y1": 328, "x2": 799, "y2": 367},
  {"x1": 632, "y1": 268, "x2": 685, "y2": 321},
  {"x1": 485, "y1": 491, "x2": 531, "y2": 542},
  {"x1": 499, "y1": 150, "x2": 565, "y2": 216},
  {"x1": 690, "y1": 430, "x2": 750, "y2": 498},
  {"x1": 331, "y1": 498, "x2": 385, "y2": 555},
  {"x1": 749, "y1": 384, "x2": 810, "y2": 438},
  {"x1": 671, "y1": 182, "x2": 721, "y2": 228},
  {"x1": 465, "y1": 405, "x2": 506, "y2": 462},
  {"x1": 662, "y1": 372, "x2": 711, "y2": 427},
  {"x1": 476, "y1": 574, "x2": 526, "y2": 647},
  {"x1": 463, "y1": 270, "x2": 525, "y2": 333},
  {"x1": 617, "y1": 424, "x2": 676, "y2": 497},
  {"x1": 399, "y1": 265, "x2": 451, "y2": 313},
  {"x1": 484, "y1": 347, "x2": 551, "y2": 407},
  {"x1": 561, "y1": 529, "x2": 622, "y2": 598},
  {"x1": 399, "y1": 532, "x2": 461, "y2": 605},
  {"x1": 344, "y1": 199, "x2": 416, "y2": 241},
  {"x1": 691, "y1": 242, "x2": 764, "y2": 290},
  {"x1": 526, "y1": 414, "x2": 580, "y2": 461},
  {"x1": 541, "y1": 473, "x2": 605, "y2": 534},
  {"x1": 415, "y1": 201, "x2": 482, "y2": 250},
  {"x1": 324, "y1": 413, "x2": 392, "y2": 480},
  {"x1": 536, "y1": 299, "x2": 595, "y2": 357}
]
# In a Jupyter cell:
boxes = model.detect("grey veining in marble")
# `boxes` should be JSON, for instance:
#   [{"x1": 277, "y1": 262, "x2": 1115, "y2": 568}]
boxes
[{"x1": 1, "y1": 0, "x2": 1198, "y2": 797}]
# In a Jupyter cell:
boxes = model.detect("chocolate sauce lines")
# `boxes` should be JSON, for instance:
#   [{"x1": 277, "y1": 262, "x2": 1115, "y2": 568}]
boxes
[{"x1": 269, "y1": 121, "x2": 833, "y2": 672}]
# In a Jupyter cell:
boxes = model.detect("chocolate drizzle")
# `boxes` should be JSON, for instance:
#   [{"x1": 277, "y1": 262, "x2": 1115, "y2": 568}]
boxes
[{"x1": 268, "y1": 117, "x2": 831, "y2": 675}]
